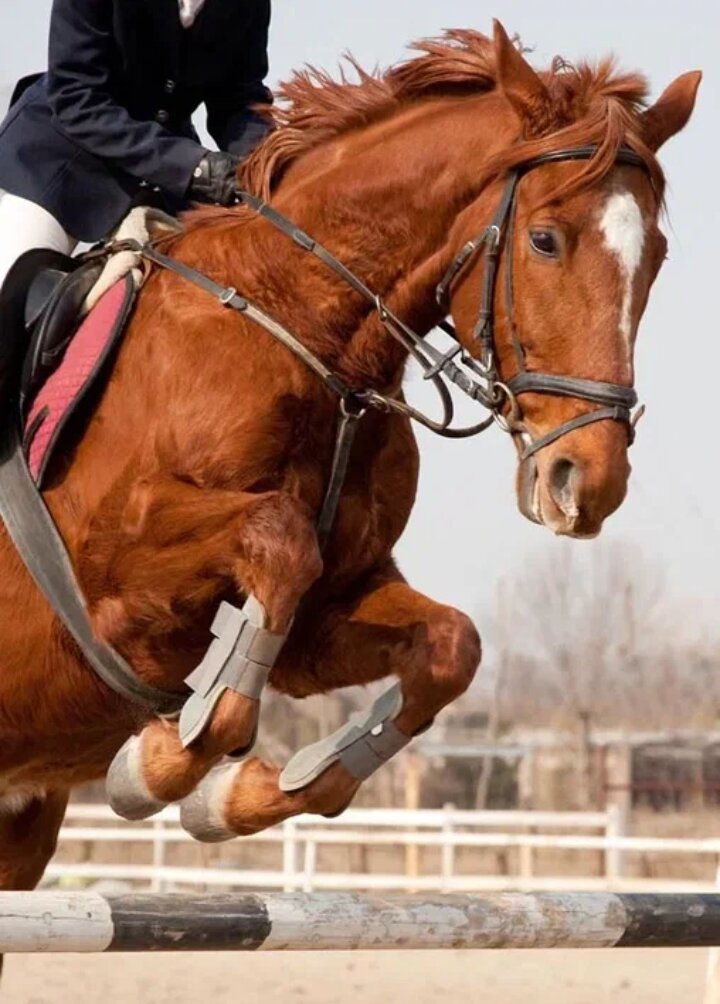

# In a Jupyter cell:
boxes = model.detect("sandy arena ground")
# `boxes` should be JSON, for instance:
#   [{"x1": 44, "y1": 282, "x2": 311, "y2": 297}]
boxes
[{"x1": 0, "y1": 948, "x2": 711, "y2": 1004}]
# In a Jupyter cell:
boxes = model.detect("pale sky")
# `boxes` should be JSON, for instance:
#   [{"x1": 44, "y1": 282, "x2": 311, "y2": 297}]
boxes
[{"x1": 0, "y1": 1, "x2": 717, "y2": 628}]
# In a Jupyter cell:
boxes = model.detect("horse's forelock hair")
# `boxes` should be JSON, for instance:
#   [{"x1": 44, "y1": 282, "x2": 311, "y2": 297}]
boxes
[{"x1": 486, "y1": 58, "x2": 665, "y2": 208}]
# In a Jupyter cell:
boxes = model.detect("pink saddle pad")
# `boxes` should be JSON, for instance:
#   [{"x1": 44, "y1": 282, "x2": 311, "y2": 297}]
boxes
[{"x1": 24, "y1": 276, "x2": 136, "y2": 485}]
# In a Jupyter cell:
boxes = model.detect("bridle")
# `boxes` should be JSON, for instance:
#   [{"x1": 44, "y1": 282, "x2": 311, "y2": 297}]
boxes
[
  {"x1": 107, "y1": 142, "x2": 649, "y2": 544},
  {"x1": 0, "y1": 143, "x2": 654, "y2": 722},
  {"x1": 435, "y1": 144, "x2": 647, "y2": 460},
  {"x1": 0, "y1": 141, "x2": 654, "y2": 719}
]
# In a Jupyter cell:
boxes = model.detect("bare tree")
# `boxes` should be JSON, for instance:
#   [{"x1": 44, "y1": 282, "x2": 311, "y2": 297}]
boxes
[
  {"x1": 491, "y1": 538, "x2": 720, "y2": 734},
  {"x1": 474, "y1": 580, "x2": 511, "y2": 809}
]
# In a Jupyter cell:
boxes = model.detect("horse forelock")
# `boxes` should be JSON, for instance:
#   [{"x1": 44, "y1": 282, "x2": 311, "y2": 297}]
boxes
[
  {"x1": 481, "y1": 58, "x2": 665, "y2": 210},
  {"x1": 236, "y1": 28, "x2": 665, "y2": 205}
]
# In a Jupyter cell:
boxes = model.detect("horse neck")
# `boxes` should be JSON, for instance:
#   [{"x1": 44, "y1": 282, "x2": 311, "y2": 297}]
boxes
[{"x1": 233, "y1": 94, "x2": 515, "y2": 390}]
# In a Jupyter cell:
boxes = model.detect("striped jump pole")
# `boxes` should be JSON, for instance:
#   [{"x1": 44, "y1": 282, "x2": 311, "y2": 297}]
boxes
[{"x1": 1, "y1": 892, "x2": 720, "y2": 953}]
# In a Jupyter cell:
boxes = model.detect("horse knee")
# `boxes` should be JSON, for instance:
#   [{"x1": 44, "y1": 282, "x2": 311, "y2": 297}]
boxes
[
  {"x1": 0, "y1": 792, "x2": 67, "y2": 888},
  {"x1": 428, "y1": 608, "x2": 482, "y2": 702},
  {"x1": 239, "y1": 494, "x2": 323, "y2": 615}
]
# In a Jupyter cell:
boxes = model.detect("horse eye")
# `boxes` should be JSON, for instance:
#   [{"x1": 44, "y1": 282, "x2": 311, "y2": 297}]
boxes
[{"x1": 529, "y1": 230, "x2": 559, "y2": 258}]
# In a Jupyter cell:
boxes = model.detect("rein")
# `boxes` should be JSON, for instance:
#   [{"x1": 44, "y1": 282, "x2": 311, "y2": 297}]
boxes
[
  {"x1": 108, "y1": 143, "x2": 648, "y2": 547},
  {"x1": 0, "y1": 141, "x2": 653, "y2": 721},
  {"x1": 121, "y1": 239, "x2": 370, "y2": 549}
]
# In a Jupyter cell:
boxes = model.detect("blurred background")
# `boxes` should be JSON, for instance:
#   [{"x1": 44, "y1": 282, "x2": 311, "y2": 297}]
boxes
[
  {"x1": 1, "y1": 0, "x2": 719, "y2": 891},
  {"x1": 2, "y1": 5, "x2": 720, "y2": 1002}
]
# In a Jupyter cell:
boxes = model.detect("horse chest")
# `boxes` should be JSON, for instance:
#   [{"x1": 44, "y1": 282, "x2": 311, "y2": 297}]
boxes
[{"x1": 319, "y1": 415, "x2": 419, "y2": 572}]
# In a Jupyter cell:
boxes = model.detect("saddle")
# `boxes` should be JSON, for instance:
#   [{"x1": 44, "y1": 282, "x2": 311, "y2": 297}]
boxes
[{"x1": 0, "y1": 247, "x2": 137, "y2": 485}]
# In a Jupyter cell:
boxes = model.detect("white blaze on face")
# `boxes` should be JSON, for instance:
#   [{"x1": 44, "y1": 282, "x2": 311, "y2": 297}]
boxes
[{"x1": 597, "y1": 190, "x2": 645, "y2": 354}]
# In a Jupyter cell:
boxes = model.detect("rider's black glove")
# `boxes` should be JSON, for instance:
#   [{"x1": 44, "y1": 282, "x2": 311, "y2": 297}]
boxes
[{"x1": 187, "y1": 151, "x2": 240, "y2": 206}]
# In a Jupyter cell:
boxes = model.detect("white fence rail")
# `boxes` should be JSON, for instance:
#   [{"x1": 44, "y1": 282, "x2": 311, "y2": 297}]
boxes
[{"x1": 46, "y1": 802, "x2": 720, "y2": 895}]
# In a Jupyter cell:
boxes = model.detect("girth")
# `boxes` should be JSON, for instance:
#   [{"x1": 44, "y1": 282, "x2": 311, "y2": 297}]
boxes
[
  {"x1": 0, "y1": 421, "x2": 185, "y2": 715},
  {"x1": 0, "y1": 141, "x2": 651, "y2": 718}
]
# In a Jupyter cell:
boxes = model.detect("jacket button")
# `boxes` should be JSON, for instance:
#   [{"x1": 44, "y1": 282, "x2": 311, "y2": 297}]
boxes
[
  {"x1": 164, "y1": 79, "x2": 176, "y2": 95},
  {"x1": 156, "y1": 109, "x2": 170, "y2": 124}
]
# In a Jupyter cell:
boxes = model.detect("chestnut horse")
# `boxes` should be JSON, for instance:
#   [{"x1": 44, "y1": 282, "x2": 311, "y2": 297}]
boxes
[{"x1": 0, "y1": 22, "x2": 699, "y2": 894}]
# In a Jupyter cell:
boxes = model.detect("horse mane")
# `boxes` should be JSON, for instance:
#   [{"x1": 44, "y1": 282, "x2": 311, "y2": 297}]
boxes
[
  {"x1": 183, "y1": 28, "x2": 664, "y2": 232},
  {"x1": 236, "y1": 29, "x2": 663, "y2": 202}
]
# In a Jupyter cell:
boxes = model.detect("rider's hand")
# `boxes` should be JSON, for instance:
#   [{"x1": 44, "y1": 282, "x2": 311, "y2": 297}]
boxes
[{"x1": 187, "y1": 151, "x2": 240, "y2": 206}]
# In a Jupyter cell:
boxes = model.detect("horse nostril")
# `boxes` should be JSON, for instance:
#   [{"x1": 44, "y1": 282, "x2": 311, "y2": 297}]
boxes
[{"x1": 549, "y1": 458, "x2": 580, "y2": 519}]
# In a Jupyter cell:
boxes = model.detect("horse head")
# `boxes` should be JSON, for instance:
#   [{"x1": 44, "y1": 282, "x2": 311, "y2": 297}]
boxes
[{"x1": 445, "y1": 23, "x2": 700, "y2": 537}]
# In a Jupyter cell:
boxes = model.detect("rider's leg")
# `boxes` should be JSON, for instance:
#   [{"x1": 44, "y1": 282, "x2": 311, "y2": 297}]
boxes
[{"x1": 0, "y1": 192, "x2": 76, "y2": 292}]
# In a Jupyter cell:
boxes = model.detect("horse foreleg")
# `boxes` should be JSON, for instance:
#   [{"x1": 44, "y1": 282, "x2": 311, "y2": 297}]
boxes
[
  {"x1": 0, "y1": 790, "x2": 68, "y2": 890},
  {"x1": 0, "y1": 790, "x2": 69, "y2": 984},
  {"x1": 99, "y1": 477, "x2": 322, "y2": 819},
  {"x1": 179, "y1": 564, "x2": 481, "y2": 840}
]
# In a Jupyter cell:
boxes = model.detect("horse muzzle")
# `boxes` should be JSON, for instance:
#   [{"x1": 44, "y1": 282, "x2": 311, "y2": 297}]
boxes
[{"x1": 515, "y1": 430, "x2": 631, "y2": 538}]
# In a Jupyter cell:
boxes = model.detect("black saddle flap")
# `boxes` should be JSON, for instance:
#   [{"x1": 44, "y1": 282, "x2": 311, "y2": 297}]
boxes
[
  {"x1": 24, "y1": 269, "x2": 69, "y2": 330},
  {"x1": 0, "y1": 248, "x2": 77, "y2": 414},
  {"x1": 21, "y1": 257, "x2": 105, "y2": 413}
]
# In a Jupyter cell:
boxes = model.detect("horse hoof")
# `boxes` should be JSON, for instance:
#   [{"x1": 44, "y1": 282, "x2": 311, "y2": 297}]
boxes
[
  {"x1": 180, "y1": 762, "x2": 238, "y2": 843},
  {"x1": 106, "y1": 736, "x2": 168, "y2": 821}
]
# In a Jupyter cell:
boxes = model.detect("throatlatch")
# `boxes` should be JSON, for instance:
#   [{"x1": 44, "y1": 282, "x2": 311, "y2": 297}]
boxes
[
  {"x1": 279, "y1": 682, "x2": 411, "y2": 792},
  {"x1": 179, "y1": 596, "x2": 287, "y2": 749}
]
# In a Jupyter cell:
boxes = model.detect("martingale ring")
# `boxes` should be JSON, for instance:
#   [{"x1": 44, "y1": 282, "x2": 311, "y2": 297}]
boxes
[{"x1": 489, "y1": 381, "x2": 521, "y2": 433}]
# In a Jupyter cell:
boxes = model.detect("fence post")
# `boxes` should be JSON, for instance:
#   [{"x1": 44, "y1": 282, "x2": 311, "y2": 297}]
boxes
[
  {"x1": 282, "y1": 819, "x2": 298, "y2": 892},
  {"x1": 605, "y1": 802, "x2": 628, "y2": 883},
  {"x1": 441, "y1": 803, "x2": 455, "y2": 892},
  {"x1": 703, "y1": 860, "x2": 720, "y2": 1004},
  {"x1": 404, "y1": 751, "x2": 422, "y2": 888},
  {"x1": 519, "y1": 828, "x2": 534, "y2": 882},
  {"x1": 151, "y1": 816, "x2": 165, "y2": 894},
  {"x1": 302, "y1": 839, "x2": 317, "y2": 893}
]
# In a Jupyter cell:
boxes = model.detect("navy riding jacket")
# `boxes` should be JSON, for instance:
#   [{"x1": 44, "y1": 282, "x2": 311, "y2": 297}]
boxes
[{"x1": 0, "y1": 0, "x2": 273, "y2": 242}]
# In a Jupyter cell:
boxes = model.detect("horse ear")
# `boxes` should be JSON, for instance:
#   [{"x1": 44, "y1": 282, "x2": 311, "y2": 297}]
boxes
[
  {"x1": 641, "y1": 71, "x2": 702, "y2": 151},
  {"x1": 493, "y1": 19, "x2": 549, "y2": 133}
]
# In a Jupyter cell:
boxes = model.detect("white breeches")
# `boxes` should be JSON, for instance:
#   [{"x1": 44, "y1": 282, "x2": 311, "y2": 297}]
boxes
[{"x1": 0, "y1": 192, "x2": 76, "y2": 292}]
